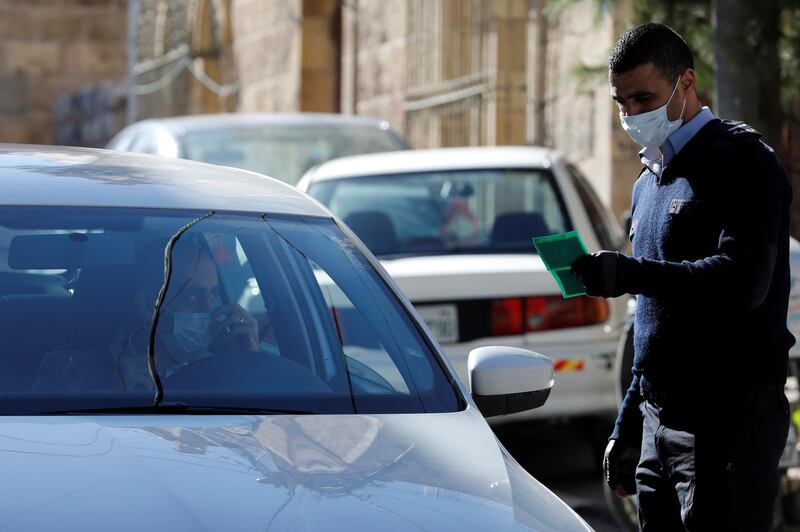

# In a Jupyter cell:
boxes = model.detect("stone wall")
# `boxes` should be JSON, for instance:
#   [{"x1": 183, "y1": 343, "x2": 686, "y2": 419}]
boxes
[
  {"x1": 348, "y1": 0, "x2": 529, "y2": 148},
  {"x1": 130, "y1": 0, "x2": 340, "y2": 118},
  {"x1": 607, "y1": 0, "x2": 645, "y2": 219},
  {"x1": 527, "y1": 0, "x2": 613, "y2": 209},
  {"x1": 231, "y1": 0, "x2": 302, "y2": 112},
  {"x1": 342, "y1": 0, "x2": 408, "y2": 130},
  {"x1": 525, "y1": 0, "x2": 641, "y2": 218},
  {"x1": 0, "y1": 0, "x2": 127, "y2": 144},
  {"x1": 300, "y1": 0, "x2": 341, "y2": 112},
  {"x1": 493, "y1": 0, "x2": 528, "y2": 145}
]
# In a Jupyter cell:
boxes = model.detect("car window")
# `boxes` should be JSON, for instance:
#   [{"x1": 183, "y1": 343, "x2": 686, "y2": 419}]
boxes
[
  {"x1": 566, "y1": 164, "x2": 625, "y2": 250},
  {"x1": 308, "y1": 169, "x2": 573, "y2": 257},
  {"x1": 0, "y1": 207, "x2": 461, "y2": 415},
  {"x1": 313, "y1": 268, "x2": 410, "y2": 394},
  {"x1": 180, "y1": 124, "x2": 407, "y2": 184}
]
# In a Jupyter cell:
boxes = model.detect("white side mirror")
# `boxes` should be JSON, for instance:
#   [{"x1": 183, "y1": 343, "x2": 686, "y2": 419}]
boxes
[{"x1": 468, "y1": 346, "x2": 555, "y2": 417}]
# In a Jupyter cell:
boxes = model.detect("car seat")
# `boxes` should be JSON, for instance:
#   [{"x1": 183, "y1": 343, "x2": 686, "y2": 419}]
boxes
[
  {"x1": 343, "y1": 211, "x2": 399, "y2": 256},
  {"x1": 490, "y1": 212, "x2": 551, "y2": 246}
]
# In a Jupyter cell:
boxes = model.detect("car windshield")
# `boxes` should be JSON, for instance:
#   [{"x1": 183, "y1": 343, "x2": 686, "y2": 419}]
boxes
[
  {"x1": 308, "y1": 169, "x2": 573, "y2": 257},
  {"x1": 0, "y1": 207, "x2": 461, "y2": 415},
  {"x1": 180, "y1": 124, "x2": 407, "y2": 184}
]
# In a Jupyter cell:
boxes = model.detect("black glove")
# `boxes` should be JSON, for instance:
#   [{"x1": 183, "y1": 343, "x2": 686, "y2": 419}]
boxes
[
  {"x1": 570, "y1": 251, "x2": 639, "y2": 298},
  {"x1": 603, "y1": 439, "x2": 639, "y2": 497}
]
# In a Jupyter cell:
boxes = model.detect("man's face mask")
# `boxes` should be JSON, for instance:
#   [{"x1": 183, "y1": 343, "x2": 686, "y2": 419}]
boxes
[
  {"x1": 619, "y1": 76, "x2": 686, "y2": 149},
  {"x1": 171, "y1": 311, "x2": 214, "y2": 355}
]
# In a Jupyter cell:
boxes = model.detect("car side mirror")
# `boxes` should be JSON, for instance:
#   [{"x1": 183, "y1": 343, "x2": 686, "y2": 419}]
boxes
[{"x1": 468, "y1": 346, "x2": 554, "y2": 417}]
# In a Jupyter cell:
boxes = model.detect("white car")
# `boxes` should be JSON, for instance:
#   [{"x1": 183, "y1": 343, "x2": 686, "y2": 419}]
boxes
[
  {"x1": 0, "y1": 145, "x2": 591, "y2": 531},
  {"x1": 298, "y1": 147, "x2": 629, "y2": 422}
]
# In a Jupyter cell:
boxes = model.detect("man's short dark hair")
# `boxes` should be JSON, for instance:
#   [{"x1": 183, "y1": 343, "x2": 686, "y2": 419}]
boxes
[{"x1": 609, "y1": 23, "x2": 694, "y2": 81}]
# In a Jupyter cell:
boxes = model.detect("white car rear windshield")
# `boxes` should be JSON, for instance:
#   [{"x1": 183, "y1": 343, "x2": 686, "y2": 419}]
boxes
[
  {"x1": 308, "y1": 169, "x2": 573, "y2": 257},
  {"x1": 0, "y1": 207, "x2": 461, "y2": 415}
]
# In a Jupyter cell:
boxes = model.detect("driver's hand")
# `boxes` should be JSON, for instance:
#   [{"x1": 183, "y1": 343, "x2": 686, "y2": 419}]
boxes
[{"x1": 209, "y1": 304, "x2": 260, "y2": 352}]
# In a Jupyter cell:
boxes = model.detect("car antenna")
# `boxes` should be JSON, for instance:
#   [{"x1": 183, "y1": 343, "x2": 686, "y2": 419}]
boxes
[{"x1": 148, "y1": 210, "x2": 216, "y2": 406}]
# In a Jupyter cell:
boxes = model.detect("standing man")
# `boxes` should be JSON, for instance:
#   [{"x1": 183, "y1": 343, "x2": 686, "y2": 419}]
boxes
[{"x1": 571, "y1": 23, "x2": 794, "y2": 530}]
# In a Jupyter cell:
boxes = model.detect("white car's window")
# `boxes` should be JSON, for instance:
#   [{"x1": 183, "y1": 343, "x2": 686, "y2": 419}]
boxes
[
  {"x1": 308, "y1": 169, "x2": 573, "y2": 257},
  {"x1": 179, "y1": 125, "x2": 407, "y2": 184},
  {"x1": 0, "y1": 208, "x2": 461, "y2": 415},
  {"x1": 566, "y1": 164, "x2": 625, "y2": 250}
]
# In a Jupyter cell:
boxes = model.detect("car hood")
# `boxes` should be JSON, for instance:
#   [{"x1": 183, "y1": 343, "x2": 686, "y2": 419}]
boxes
[
  {"x1": 380, "y1": 254, "x2": 555, "y2": 302},
  {"x1": 0, "y1": 407, "x2": 589, "y2": 531}
]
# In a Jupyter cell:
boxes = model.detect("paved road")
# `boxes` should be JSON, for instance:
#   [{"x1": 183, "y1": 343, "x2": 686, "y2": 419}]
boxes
[
  {"x1": 494, "y1": 419, "x2": 800, "y2": 531},
  {"x1": 493, "y1": 418, "x2": 625, "y2": 531}
]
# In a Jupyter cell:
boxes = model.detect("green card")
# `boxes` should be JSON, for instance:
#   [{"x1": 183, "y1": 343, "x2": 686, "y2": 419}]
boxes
[{"x1": 533, "y1": 231, "x2": 589, "y2": 298}]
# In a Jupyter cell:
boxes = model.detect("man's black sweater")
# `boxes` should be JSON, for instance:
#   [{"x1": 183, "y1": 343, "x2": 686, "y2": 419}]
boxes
[{"x1": 612, "y1": 118, "x2": 795, "y2": 443}]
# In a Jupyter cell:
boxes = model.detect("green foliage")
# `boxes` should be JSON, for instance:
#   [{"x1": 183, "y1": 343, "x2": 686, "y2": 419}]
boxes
[
  {"x1": 627, "y1": 0, "x2": 800, "y2": 120},
  {"x1": 629, "y1": 0, "x2": 715, "y2": 102},
  {"x1": 546, "y1": 0, "x2": 613, "y2": 24},
  {"x1": 570, "y1": 63, "x2": 609, "y2": 85},
  {"x1": 553, "y1": 0, "x2": 800, "y2": 121},
  {"x1": 781, "y1": 6, "x2": 800, "y2": 121}
]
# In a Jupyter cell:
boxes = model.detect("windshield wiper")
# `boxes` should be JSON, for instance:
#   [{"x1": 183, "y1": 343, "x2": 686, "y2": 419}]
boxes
[
  {"x1": 148, "y1": 211, "x2": 215, "y2": 406},
  {"x1": 38, "y1": 404, "x2": 313, "y2": 416}
]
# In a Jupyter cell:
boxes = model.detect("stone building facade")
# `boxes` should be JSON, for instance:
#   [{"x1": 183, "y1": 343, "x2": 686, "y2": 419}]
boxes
[
  {"x1": 340, "y1": 0, "x2": 530, "y2": 149},
  {"x1": 337, "y1": 0, "x2": 640, "y2": 215},
  {"x1": 124, "y1": 0, "x2": 641, "y2": 215},
  {"x1": 131, "y1": 0, "x2": 341, "y2": 118},
  {"x1": 0, "y1": 0, "x2": 127, "y2": 145},
  {"x1": 9, "y1": 0, "x2": 798, "y2": 226},
  {"x1": 35, "y1": 0, "x2": 796, "y2": 228},
  {"x1": 528, "y1": 0, "x2": 642, "y2": 216}
]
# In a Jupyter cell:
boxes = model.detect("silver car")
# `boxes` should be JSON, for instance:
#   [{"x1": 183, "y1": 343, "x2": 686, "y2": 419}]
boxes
[
  {"x1": 106, "y1": 113, "x2": 409, "y2": 185},
  {"x1": 0, "y1": 145, "x2": 591, "y2": 531}
]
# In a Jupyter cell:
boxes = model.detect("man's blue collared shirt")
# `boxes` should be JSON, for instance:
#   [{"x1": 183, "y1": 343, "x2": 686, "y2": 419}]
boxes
[{"x1": 639, "y1": 106, "x2": 715, "y2": 176}]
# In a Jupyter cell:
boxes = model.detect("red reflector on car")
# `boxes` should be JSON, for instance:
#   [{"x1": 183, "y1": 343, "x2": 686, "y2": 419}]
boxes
[
  {"x1": 490, "y1": 298, "x2": 524, "y2": 336},
  {"x1": 488, "y1": 295, "x2": 609, "y2": 337},
  {"x1": 524, "y1": 295, "x2": 609, "y2": 332}
]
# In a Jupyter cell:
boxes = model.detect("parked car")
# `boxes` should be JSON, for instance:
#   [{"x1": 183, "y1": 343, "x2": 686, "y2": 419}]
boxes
[
  {"x1": 106, "y1": 113, "x2": 409, "y2": 185},
  {"x1": 297, "y1": 147, "x2": 629, "y2": 423},
  {"x1": 0, "y1": 145, "x2": 592, "y2": 531}
]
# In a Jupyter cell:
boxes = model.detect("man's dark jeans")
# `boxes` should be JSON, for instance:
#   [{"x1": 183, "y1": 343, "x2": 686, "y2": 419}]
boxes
[{"x1": 635, "y1": 387, "x2": 789, "y2": 531}]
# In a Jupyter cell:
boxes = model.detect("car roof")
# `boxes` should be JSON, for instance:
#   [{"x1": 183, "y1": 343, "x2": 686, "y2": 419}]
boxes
[
  {"x1": 303, "y1": 146, "x2": 557, "y2": 182},
  {"x1": 131, "y1": 113, "x2": 396, "y2": 135},
  {"x1": 0, "y1": 144, "x2": 329, "y2": 216}
]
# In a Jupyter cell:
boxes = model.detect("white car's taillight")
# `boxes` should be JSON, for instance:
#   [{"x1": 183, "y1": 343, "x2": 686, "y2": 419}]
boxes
[{"x1": 490, "y1": 295, "x2": 609, "y2": 336}]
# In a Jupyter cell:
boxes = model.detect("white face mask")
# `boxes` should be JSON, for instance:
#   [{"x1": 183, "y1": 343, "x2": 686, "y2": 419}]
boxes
[
  {"x1": 619, "y1": 77, "x2": 686, "y2": 149},
  {"x1": 171, "y1": 312, "x2": 214, "y2": 355}
]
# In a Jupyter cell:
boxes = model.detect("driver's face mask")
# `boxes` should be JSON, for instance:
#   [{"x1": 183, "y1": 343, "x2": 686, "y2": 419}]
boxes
[{"x1": 171, "y1": 311, "x2": 215, "y2": 355}]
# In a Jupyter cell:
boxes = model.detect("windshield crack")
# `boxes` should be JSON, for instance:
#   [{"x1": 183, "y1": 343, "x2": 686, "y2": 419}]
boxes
[{"x1": 147, "y1": 210, "x2": 215, "y2": 406}]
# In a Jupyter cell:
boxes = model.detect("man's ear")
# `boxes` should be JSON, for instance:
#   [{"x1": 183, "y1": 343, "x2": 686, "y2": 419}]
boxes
[{"x1": 680, "y1": 68, "x2": 696, "y2": 95}]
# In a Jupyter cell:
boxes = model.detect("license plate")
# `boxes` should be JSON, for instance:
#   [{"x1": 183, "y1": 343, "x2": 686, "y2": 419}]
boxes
[{"x1": 417, "y1": 304, "x2": 459, "y2": 344}]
